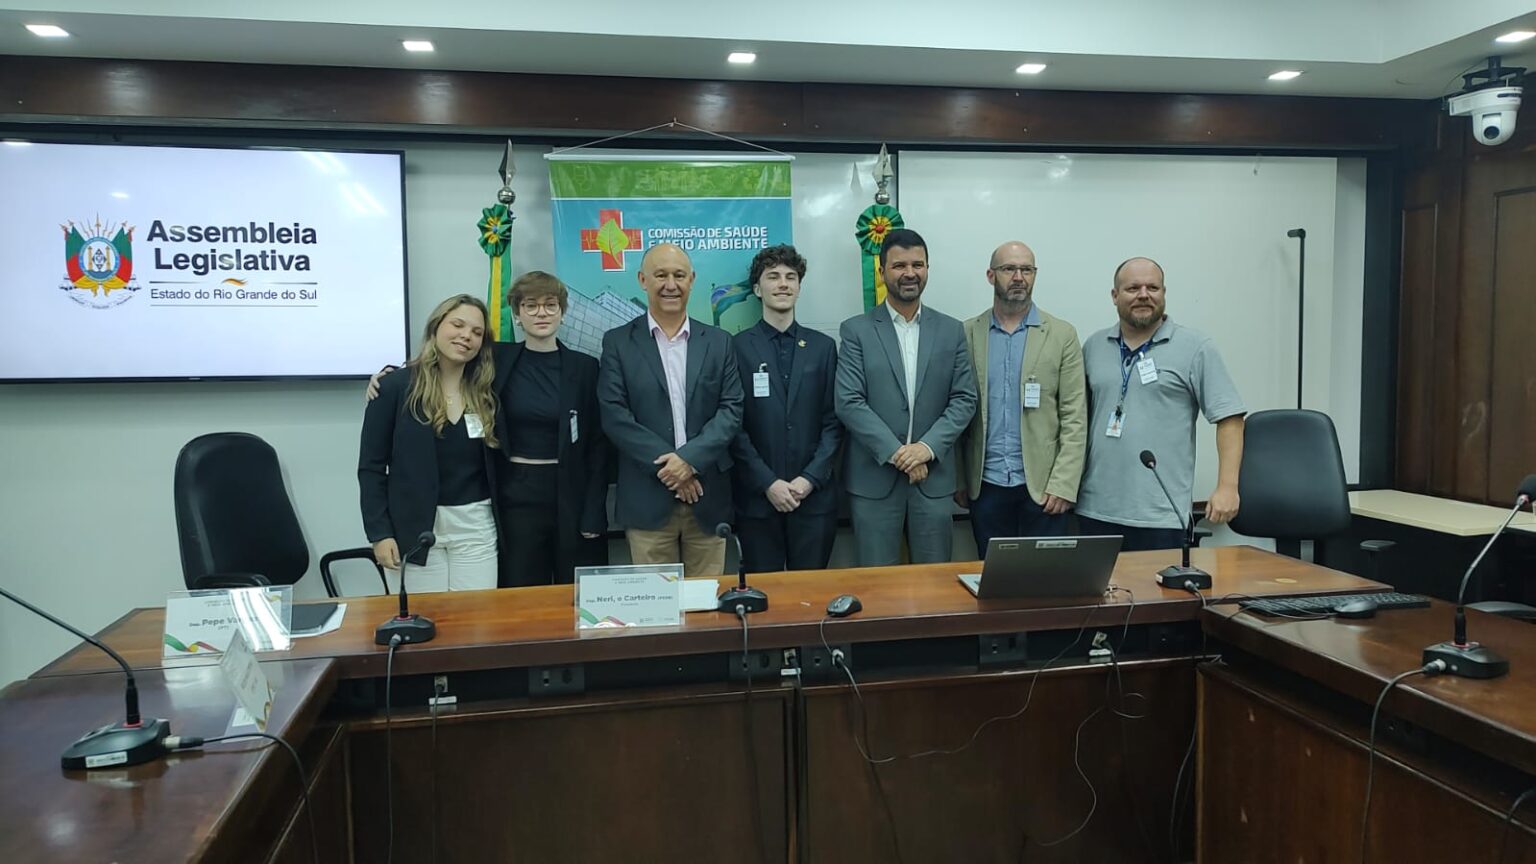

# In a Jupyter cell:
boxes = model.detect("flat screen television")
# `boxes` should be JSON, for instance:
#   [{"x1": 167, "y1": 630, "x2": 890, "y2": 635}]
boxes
[{"x1": 0, "y1": 141, "x2": 408, "y2": 381}]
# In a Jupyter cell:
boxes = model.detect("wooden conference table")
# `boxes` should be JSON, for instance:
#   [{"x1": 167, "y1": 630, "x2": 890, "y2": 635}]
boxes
[{"x1": 5, "y1": 545, "x2": 1527, "y2": 862}]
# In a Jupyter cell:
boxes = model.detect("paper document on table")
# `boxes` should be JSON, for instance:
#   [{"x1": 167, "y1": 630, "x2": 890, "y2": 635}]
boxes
[{"x1": 682, "y1": 579, "x2": 721, "y2": 612}]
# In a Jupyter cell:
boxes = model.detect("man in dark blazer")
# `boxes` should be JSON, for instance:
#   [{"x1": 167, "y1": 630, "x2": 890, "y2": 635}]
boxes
[
  {"x1": 836, "y1": 228, "x2": 978, "y2": 566},
  {"x1": 598, "y1": 243, "x2": 744, "y2": 577},
  {"x1": 730, "y1": 245, "x2": 843, "y2": 572}
]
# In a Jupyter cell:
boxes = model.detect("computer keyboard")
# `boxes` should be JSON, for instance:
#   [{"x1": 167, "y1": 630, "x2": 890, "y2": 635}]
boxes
[{"x1": 1238, "y1": 592, "x2": 1430, "y2": 617}]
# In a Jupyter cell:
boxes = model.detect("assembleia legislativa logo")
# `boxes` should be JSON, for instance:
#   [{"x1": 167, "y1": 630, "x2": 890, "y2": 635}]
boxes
[{"x1": 60, "y1": 217, "x2": 140, "y2": 309}]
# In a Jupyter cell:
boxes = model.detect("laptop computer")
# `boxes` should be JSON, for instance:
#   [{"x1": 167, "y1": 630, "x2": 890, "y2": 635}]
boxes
[{"x1": 958, "y1": 535, "x2": 1123, "y2": 600}]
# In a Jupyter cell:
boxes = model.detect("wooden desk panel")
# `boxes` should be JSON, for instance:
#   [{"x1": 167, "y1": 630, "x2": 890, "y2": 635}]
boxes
[
  {"x1": 1199, "y1": 663, "x2": 1536, "y2": 862},
  {"x1": 0, "y1": 659, "x2": 339, "y2": 864},
  {"x1": 1203, "y1": 602, "x2": 1536, "y2": 775},
  {"x1": 346, "y1": 684, "x2": 792, "y2": 863},
  {"x1": 801, "y1": 658, "x2": 1197, "y2": 864},
  {"x1": 35, "y1": 547, "x2": 1382, "y2": 679}
]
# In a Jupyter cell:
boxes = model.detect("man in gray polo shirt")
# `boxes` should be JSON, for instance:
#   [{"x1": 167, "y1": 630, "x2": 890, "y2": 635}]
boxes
[{"x1": 1076, "y1": 257, "x2": 1245, "y2": 551}]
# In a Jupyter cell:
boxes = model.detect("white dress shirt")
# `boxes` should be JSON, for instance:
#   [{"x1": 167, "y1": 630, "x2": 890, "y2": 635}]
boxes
[
  {"x1": 648, "y1": 313, "x2": 691, "y2": 448},
  {"x1": 887, "y1": 301, "x2": 922, "y2": 443}
]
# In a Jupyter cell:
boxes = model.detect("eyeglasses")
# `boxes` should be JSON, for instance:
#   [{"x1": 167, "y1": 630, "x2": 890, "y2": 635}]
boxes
[
  {"x1": 518, "y1": 300, "x2": 562, "y2": 315},
  {"x1": 993, "y1": 265, "x2": 1038, "y2": 276}
]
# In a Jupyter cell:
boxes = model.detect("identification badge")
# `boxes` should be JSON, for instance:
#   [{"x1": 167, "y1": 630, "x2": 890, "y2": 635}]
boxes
[
  {"x1": 464, "y1": 412, "x2": 485, "y2": 439},
  {"x1": 1106, "y1": 409, "x2": 1125, "y2": 438},
  {"x1": 1023, "y1": 381, "x2": 1041, "y2": 409},
  {"x1": 1136, "y1": 356, "x2": 1158, "y2": 385},
  {"x1": 569, "y1": 410, "x2": 579, "y2": 444},
  {"x1": 753, "y1": 370, "x2": 771, "y2": 398}
]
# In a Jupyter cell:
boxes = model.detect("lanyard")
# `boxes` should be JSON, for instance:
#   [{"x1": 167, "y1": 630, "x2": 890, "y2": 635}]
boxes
[{"x1": 1116, "y1": 338, "x2": 1151, "y2": 414}]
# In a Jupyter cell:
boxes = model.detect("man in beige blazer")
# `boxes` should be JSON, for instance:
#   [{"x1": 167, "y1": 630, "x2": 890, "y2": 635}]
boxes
[{"x1": 956, "y1": 241, "x2": 1087, "y2": 551}]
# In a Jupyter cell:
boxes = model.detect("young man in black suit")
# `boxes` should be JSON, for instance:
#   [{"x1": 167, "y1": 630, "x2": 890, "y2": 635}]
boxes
[{"x1": 730, "y1": 244, "x2": 843, "y2": 571}]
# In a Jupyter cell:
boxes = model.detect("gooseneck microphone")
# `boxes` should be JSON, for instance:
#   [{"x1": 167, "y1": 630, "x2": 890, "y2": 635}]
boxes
[
  {"x1": 1422, "y1": 474, "x2": 1536, "y2": 678},
  {"x1": 374, "y1": 531, "x2": 438, "y2": 645},
  {"x1": 715, "y1": 522, "x2": 769, "y2": 613},
  {"x1": 0, "y1": 585, "x2": 171, "y2": 769},
  {"x1": 1139, "y1": 450, "x2": 1213, "y2": 590}
]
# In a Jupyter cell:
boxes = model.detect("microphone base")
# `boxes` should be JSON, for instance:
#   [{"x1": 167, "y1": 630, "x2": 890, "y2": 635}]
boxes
[
  {"x1": 1423, "y1": 641, "x2": 1508, "y2": 679},
  {"x1": 375, "y1": 614, "x2": 437, "y2": 645},
  {"x1": 62, "y1": 717, "x2": 170, "y2": 770},
  {"x1": 718, "y1": 585, "x2": 769, "y2": 614},
  {"x1": 1156, "y1": 565, "x2": 1212, "y2": 591}
]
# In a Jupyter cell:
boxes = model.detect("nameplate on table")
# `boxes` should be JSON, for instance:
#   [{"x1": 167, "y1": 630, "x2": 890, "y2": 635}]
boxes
[
  {"x1": 218, "y1": 630, "x2": 274, "y2": 732},
  {"x1": 574, "y1": 564, "x2": 684, "y2": 629},
  {"x1": 163, "y1": 587, "x2": 293, "y2": 659}
]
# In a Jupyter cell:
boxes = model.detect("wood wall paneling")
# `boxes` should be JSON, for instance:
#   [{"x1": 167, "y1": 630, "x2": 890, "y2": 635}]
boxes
[
  {"x1": 1397, "y1": 198, "x2": 1438, "y2": 491},
  {"x1": 1429, "y1": 154, "x2": 1467, "y2": 498},
  {"x1": 1488, "y1": 185, "x2": 1536, "y2": 501},
  {"x1": 0, "y1": 55, "x2": 1420, "y2": 149},
  {"x1": 1393, "y1": 106, "x2": 1536, "y2": 504}
]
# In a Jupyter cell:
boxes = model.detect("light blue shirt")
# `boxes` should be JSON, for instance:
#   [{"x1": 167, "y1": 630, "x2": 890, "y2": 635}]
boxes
[{"x1": 981, "y1": 305, "x2": 1041, "y2": 487}]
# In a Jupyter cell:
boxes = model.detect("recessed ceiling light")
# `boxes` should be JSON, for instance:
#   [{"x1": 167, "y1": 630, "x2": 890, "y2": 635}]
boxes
[
  {"x1": 25, "y1": 24, "x2": 70, "y2": 38},
  {"x1": 727, "y1": 52, "x2": 757, "y2": 65},
  {"x1": 401, "y1": 40, "x2": 434, "y2": 52},
  {"x1": 1496, "y1": 30, "x2": 1536, "y2": 44},
  {"x1": 1268, "y1": 70, "x2": 1303, "y2": 81},
  {"x1": 1015, "y1": 63, "x2": 1047, "y2": 75},
  {"x1": 2, "y1": 140, "x2": 33, "y2": 147}
]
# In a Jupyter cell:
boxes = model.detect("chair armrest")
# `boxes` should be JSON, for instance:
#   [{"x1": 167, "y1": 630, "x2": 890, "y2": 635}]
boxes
[
  {"x1": 320, "y1": 547, "x2": 388, "y2": 597},
  {"x1": 191, "y1": 573, "x2": 271, "y2": 590},
  {"x1": 1466, "y1": 601, "x2": 1536, "y2": 622},
  {"x1": 1359, "y1": 539, "x2": 1397, "y2": 554},
  {"x1": 1191, "y1": 529, "x2": 1213, "y2": 547}
]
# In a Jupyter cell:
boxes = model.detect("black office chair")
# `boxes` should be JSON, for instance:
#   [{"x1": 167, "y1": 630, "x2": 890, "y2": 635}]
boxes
[
  {"x1": 173, "y1": 432, "x2": 386, "y2": 596},
  {"x1": 1227, "y1": 410, "x2": 1390, "y2": 573}
]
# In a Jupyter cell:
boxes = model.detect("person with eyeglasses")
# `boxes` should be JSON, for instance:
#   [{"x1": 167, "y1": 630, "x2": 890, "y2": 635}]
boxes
[
  {"x1": 365, "y1": 272, "x2": 611, "y2": 585},
  {"x1": 955, "y1": 241, "x2": 1088, "y2": 550},
  {"x1": 1075, "y1": 257, "x2": 1246, "y2": 551},
  {"x1": 489, "y1": 271, "x2": 611, "y2": 585}
]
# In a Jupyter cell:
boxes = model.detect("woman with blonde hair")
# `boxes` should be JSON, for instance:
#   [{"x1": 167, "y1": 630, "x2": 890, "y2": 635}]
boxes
[{"x1": 359, "y1": 294, "x2": 501, "y2": 592}]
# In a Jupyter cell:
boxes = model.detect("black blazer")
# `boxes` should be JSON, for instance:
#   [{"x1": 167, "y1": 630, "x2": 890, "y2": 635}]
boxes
[
  {"x1": 490, "y1": 341, "x2": 611, "y2": 559},
  {"x1": 597, "y1": 315, "x2": 743, "y2": 532},
  {"x1": 358, "y1": 367, "x2": 499, "y2": 565},
  {"x1": 730, "y1": 323, "x2": 843, "y2": 518}
]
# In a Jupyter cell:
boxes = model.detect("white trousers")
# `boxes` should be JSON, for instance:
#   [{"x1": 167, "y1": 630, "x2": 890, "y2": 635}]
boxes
[{"x1": 386, "y1": 500, "x2": 498, "y2": 593}]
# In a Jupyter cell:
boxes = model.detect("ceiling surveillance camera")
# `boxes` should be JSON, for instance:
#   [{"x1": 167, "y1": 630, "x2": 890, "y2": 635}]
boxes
[
  {"x1": 1448, "y1": 86, "x2": 1522, "y2": 146},
  {"x1": 1447, "y1": 57, "x2": 1526, "y2": 147}
]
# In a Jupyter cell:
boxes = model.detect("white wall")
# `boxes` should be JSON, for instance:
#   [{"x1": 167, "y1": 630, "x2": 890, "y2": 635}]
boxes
[{"x1": 898, "y1": 152, "x2": 1367, "y2": 502}]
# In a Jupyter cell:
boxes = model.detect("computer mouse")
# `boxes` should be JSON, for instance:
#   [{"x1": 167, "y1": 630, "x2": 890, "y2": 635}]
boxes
[
  {"x1": 1333, "y1": 598, "x2": 1380, "y2": 619},
  {"x1": 827, "y1": 594, "x2": 862, "y2": 618}
]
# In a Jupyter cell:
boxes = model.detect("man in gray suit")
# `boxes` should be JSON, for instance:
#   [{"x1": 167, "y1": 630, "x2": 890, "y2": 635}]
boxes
[
  {"x1": 836, "y1": 228, "x2": 978, "y2": 565},
  {"x1": 598, "y1": 243, "x2": 744, "y2": 576}
]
